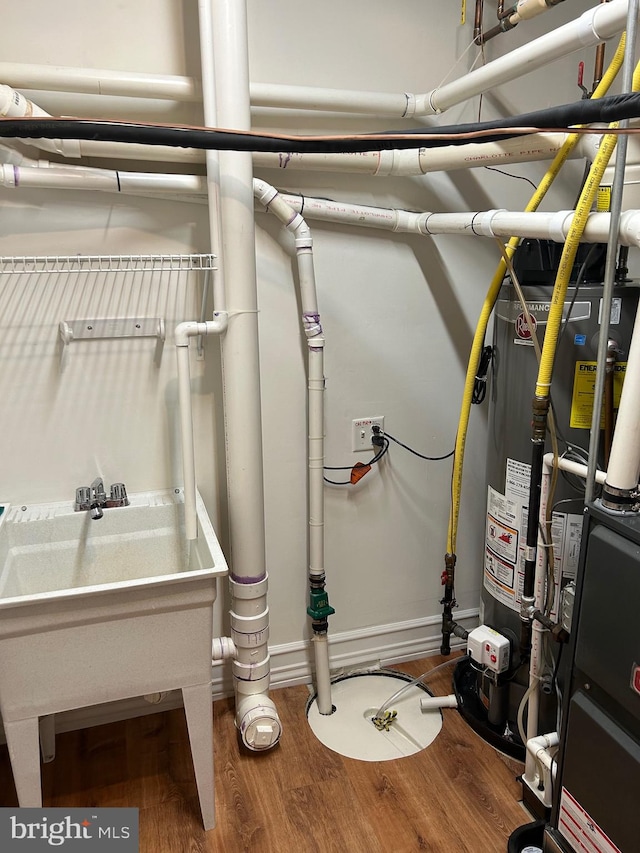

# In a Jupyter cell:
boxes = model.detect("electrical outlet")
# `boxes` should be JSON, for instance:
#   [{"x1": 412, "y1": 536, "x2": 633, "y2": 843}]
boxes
[{"x1": 352, "y1": 416, "x2": 384, "y2": 452}]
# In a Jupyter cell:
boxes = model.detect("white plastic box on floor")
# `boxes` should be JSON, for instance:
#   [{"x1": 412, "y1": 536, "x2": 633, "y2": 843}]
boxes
[{"x1": 0, "y1": 488, "x2": 228, "y2": 829}]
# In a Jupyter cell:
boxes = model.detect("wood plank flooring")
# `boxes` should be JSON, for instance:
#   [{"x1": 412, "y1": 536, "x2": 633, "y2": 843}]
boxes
[{"x1": 0, "y1": 654, "x2": 529, "y2": 852}]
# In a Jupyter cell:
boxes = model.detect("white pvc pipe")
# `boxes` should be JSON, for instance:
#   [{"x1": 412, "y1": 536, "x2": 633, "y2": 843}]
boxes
[
  {"x1": 312, "y1": 635, "x2": 332, "y2": 715},
  {"x1": 0, "y1": 0, "x2": 626, "y2": 119},
  {"x1": 420, "y1": 694, "x2": 459, "y2": 710},
  {"x1": 604, "y1": 300, "x2": 640, "y2": 492},
  {"x1": 10, "y1": 160, "x2": 640, "y2": 253},
  {"x1": 175, "y1": 318, "x2": 228, "y2": 541},
  {"x1": 527, "y1": 731, "x2": 560, "y2": 769},
  {"x1": 11, "y1": 160, "x2": 640, "y2": 254},
  {"x1": 253, "y1": 177, "x2": 332, "y2": 715},
  {"x1": 422, "y1": 0, "x2": 629, "y2": 114},
  {"x1": 0, "y1": 63, "x2": 200, "y2": 101},
  {"x1": 253, "y1": 133, "x2": 570, "y2": 176},
  {"x1": 276, "y1": 196, "x2": 640, "y2": 249},
  {"x1": 212, "y1": 0, "x2": 281, "y2": 748},
  {"x1": 526, "y1": 731, "x2": 559, "y2": 807},
  {"x1": 523, "y1": 454, "x2": 604, "y2": 800},
  {"x1": 0, "y1": 162, "x2": 207, "y2": 194},
  {"x1": 197, "y1": 0, "x2": 226, "y2": 312},
  {"x1": 543, "y1": 452, "x2": 607, "y2": 485}
]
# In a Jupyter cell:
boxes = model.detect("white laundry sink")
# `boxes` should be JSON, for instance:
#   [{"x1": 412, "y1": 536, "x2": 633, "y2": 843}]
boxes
[
  {"x1": 0, "y1": 488, "x2": 228, "y2": 826},
  {"x1": 0, "y1": 488, "x2": 228, "y2": 719}
]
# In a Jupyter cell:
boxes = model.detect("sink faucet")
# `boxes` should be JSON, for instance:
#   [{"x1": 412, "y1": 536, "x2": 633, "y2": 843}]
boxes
[{"x1": 75, "y1": 477, "x2": 129, "y2": 519}]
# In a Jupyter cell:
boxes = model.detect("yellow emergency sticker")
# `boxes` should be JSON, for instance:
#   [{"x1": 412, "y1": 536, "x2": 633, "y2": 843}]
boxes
[
  {"x1": 461, "y1": 0, "x2": 466, "y2": 26},
  {"x1": 570, "y1": 360, "x2": 626, "y2": 429}
]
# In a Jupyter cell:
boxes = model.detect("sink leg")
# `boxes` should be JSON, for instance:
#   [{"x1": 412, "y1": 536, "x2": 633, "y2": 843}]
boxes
[
  {"x1": 4, "y1": 717, "x2": 42, "y2": 807},
  {"x1": 39, "y1": 715, "x2": 56, "y2": 764},
  {"x1": 182, "y1": 683, "x2": 215, "y2": 830}
]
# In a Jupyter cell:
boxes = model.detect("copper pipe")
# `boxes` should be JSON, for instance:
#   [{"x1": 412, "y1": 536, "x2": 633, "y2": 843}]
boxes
[
  {"x1": 480, "y1": 15, "x2": 518, "y2": 44},
  {"x1": 474, "y1": 0, "x2": 484, "y2": 44}
]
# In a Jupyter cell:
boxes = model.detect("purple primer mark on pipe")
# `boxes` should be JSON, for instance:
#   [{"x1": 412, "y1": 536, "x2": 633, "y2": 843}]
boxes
[
  {"x1": 278, "y1": 152, "x2": 292, "y2": 169},
  {"x1": 303, "y1": 312, "x2": 324, "y2": 340},
  {"x1": 13, "y1": 165, "x2": 19, "y2": 186},
  {"x1": 231, "y1": 573, "x2": 267, "y2": 584}
]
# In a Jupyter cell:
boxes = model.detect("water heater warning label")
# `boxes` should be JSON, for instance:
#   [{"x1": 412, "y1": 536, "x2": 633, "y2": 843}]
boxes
[
  {"x1": 484, "y1": 483, "x2": 524, "y2": 612},
  {"x1": 570, "y1": 361, "x2": 627, "y2": 429}
]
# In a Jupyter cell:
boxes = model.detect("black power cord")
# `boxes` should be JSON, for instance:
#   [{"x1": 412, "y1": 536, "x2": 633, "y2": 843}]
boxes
[
  {"x1": 323, "y1": 436, "x2": 390, "y2": 485},
  {"x1": 380, "y1": 427, "x2": 454, "y2": 461},
  {"x1": 472, "y1": 345, "x2": 493, "y2": 404}
]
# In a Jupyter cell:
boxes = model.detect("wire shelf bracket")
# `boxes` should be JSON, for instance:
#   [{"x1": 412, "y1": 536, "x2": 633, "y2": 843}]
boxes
[{"x1": 59, "y1": 317, "x2": 166, "y2": 365}]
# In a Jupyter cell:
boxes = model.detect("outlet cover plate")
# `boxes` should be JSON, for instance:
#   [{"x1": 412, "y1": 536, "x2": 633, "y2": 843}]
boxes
[{"x1": 352, "y1": 416, "x2": 384, "y2": 452}]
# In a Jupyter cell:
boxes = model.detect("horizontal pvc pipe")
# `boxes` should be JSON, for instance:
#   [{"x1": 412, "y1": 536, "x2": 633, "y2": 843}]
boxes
[
  {"x1": 0, "y1": 0, "x2": 625, "y2": 120},
  {"x1": 9, "y1": 161, "x2": 640, "y2": 253},
  {"x1": 0, "y1": 62, "x2": 200, "y2": 101},
  {"x1": 23, "y1": 132, "x2": 570, "y2": 169},
  {"x1": 420, "y1": 694, "x2": 459, "y2": 710},
  {"x1": 253, "y1": 133, "x2": 570, "y2": 175},
  {"x1": 0, "y1": 162, "x2": 207, "y2": 193},
  {"x1": 543, "y1": 452, "x2": 607, "y2": 484}
]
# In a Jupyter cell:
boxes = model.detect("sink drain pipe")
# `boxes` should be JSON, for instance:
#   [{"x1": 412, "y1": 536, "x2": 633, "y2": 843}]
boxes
[{"x1": 253, "y1": 178, "x2": 334, "y2": 715}]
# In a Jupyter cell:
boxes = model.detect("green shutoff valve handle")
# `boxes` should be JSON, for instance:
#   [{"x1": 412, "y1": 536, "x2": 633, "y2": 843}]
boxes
[{"x1": 307, "y1": 589, "x2": 335, "y2": 620}]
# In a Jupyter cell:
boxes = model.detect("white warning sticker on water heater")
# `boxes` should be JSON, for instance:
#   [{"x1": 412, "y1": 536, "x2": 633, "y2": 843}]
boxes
[
  {"x1": 559, "y1": 788, "x2": 622, "y2": 853},
  {"x1": 485, "y1": 458, "x2": 583, "y2": 612},
  {"x1": 484, "y1": 484, "x2": 524, "y2": 612}
]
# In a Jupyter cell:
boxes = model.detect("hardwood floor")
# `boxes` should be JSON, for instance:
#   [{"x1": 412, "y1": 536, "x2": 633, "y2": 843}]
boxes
[{"x1": 0, "y1": 654, "x2": 530, "y2": 852}]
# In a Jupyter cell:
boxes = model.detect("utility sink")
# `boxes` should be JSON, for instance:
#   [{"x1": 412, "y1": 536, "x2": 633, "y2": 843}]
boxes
[
  {"x1": 0, "y1": 489, "x2": 225, "y2": 605},
  {"x1": 0, "y1": 488, "x2": 228, "y2": 828}
]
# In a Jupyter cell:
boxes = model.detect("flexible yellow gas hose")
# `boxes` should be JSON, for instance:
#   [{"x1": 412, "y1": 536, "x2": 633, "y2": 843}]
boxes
[
  {"x1": 535, "y1": 57, "x2": 640, "y2": 399},
  {"x1": 446, "y1": 34, "x2": 627, "y2": 557}
]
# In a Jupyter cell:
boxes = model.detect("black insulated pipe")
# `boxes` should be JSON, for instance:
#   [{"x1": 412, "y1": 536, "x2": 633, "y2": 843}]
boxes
[
  {"x1": 2, "y1": 93, "x2": 640, "y2": 153},
  {"x1": 520, "y1": 399, "x2": 549, "y2": 658}
]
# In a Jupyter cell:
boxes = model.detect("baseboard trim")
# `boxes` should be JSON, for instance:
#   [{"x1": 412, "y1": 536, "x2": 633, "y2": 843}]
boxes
[{"x1": 43, "y1": 608, "x2": 478, "y2": 734}]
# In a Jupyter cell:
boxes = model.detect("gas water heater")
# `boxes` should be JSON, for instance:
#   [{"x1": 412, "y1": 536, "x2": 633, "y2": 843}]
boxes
[{"x1": 454, "y1": 239, "x2": 639, "y2": 758}]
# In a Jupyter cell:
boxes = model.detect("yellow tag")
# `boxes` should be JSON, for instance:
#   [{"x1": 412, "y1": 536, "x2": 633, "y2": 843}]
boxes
[
  {"x1": 460, "y1": 0, "x2": 466, "y2": 25},
  {"x1": 570, "y1": 361, "x2": 626, "y2": 429},
  {"x1": 597, "y1": 185, "x2": 611, "y2": 212}
]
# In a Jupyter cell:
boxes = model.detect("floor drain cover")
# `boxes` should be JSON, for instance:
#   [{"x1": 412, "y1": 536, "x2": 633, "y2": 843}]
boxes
[{"x1": 307, "y1": 671, "x2": 443, "y2": 761}]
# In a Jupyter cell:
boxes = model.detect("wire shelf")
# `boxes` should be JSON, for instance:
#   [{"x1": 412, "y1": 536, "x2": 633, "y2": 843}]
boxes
[{"x1": 0, "y1": 253, "x2": 217, "y2": 275}]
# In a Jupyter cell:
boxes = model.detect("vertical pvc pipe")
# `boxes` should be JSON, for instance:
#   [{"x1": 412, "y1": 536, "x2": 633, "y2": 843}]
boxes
[
  {"x1": 587, "y1": 0, "x2": 640, "y2": 504},
  {"x1": 211, "y1": 0, "x2": 280, "y2": 746},
  {"x1": 177, "y1": 343, "x2": 198, "y2": 541},
  {"x1": 197, "y1": 0, "x2": 226, "y2": 313},
  {"x1": 252, "y1": 179, "x2": 333, "y2": 714},
  {"x1": 603, "y1": 302, "x2": 640, "y2": 494}
]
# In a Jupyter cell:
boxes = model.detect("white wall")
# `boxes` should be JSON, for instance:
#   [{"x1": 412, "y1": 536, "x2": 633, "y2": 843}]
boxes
[{"x1": 0, "y1": 0, "x2": 619, "y2": 689}]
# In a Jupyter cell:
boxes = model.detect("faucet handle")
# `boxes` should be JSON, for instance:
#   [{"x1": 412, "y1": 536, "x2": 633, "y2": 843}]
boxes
[
  {"x1": 110, "y1": 483, "x2": 129, "y2": 507},
  {"x1": 75, "y1": 486, "x2": 91, "y2": 511},
  {"x1": 90, "y1": 477, "x2": 106, "y2": 500}
]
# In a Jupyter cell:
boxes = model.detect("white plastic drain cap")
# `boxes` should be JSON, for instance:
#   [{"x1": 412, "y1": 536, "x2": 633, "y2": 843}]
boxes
[{"x1": 307, "y1": 673, "x2": 443, "y2": 762}]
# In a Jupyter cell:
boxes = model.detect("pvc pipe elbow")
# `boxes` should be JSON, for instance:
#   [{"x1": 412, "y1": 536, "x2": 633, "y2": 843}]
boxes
[
  {"x1": 510, "y1": 0, "x2": 551, "y2": 25},
  {"x1": 174, "y1": 314, "x2": 228, "y2": 346},
  {"x1": 212, "y1": 636, "x2": 237, "y2": 661}
]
